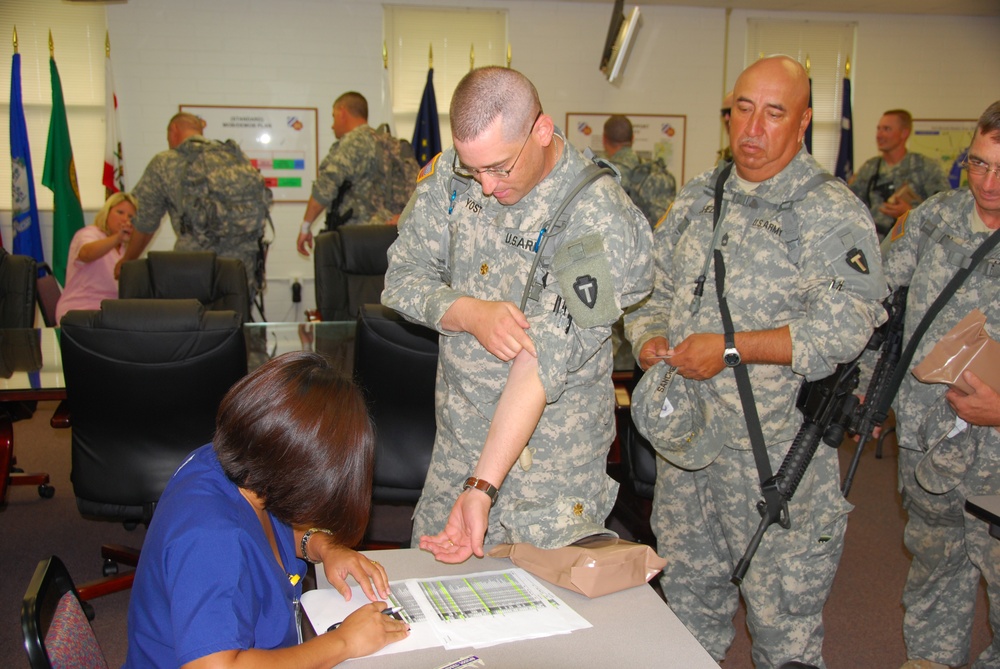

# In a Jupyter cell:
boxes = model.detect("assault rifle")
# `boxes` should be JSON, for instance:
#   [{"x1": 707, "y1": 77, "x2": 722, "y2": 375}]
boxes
[
  {"x1": 322, "y1": 179, "x2": 354, "y2": 232},
  {"x1": 841, "y1": 286, "x2": 908, "y2": 496},
  {"x1": 730, "y1": 286, "x2": 908, "y2": 585}
]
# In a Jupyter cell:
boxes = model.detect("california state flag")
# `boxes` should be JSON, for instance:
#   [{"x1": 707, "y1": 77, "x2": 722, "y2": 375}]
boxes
[{"x1": 103, "y1": 49, "x2": 125, "y2": 194}]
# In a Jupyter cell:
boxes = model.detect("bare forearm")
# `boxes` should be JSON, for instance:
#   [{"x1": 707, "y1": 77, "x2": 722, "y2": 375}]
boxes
[
  {"x1": 76, "y1": 234, "x2": 121, "y2": 263},
  {"x1": 735, "y1": 326, "x2": 792, "y2": 366},
  {"x1": 473, "y1": 351, "x2": 545, "y2": 489},
  {"x1": 302, "y1": 197, "x2": 326, "y2": 226},
  {"x1": 182, "y1": 637, "x2": 353, "y2": 669},
  {"x1": 122, "y1": 230, "x2": 153, "y2": 263}
]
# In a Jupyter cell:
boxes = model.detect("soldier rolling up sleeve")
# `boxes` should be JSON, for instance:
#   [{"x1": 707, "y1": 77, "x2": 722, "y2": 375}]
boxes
[{"x1": 383, "y1": 136, "x2": 653, "y2": 549}]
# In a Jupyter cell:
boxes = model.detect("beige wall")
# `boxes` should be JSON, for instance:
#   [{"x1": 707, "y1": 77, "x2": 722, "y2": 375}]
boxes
[{"x1": 4, "y1": 0, "x2": 998, "y2": 319}]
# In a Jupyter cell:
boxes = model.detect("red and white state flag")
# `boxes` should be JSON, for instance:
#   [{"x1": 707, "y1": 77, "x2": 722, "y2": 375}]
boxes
[{"x1": 103, "y1": 51, "x2": 125, "y2": 193}]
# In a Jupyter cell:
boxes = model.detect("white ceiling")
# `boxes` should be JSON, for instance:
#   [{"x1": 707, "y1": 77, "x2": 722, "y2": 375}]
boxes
[{"x1": 535, "y1": 0, "x2": 1000, "y2": 16}]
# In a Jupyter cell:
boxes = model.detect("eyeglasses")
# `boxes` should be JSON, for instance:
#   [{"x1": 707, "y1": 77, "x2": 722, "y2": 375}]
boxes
[
  {"x1": 453, "y1": 110, "x2": 542, "y2": 179},
  {"x1": 963, "y1": 157, "x2": 1000, "y2": 179}
]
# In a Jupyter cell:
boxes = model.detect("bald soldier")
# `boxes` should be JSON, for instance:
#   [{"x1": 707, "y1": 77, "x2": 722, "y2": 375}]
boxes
[
  {"x1": 383, "y1": 67, "x2": 652, "y2": 563},
  {"x1": 626, "y1": 56, "x2": 887, "y2": 667}
]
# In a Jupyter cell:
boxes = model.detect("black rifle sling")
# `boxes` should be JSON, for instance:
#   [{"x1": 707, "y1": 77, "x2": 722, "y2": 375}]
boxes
[
  {"x1": 879, "y1": 227, "x2": 1000, "y2": 416},
  {"x1": 711, "y1": 164, "x2": 785, "y2": 524}
]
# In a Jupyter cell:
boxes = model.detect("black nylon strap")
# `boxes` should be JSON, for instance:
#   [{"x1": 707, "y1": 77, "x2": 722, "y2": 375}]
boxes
[{"x1": 711, "y1": 163, "x2": 775, "y2": 487}]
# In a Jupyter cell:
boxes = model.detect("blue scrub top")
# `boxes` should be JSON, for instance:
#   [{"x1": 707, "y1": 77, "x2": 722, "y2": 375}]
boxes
[{"x1": 124, "y1": 444, "x2": 307, "y2": 668}]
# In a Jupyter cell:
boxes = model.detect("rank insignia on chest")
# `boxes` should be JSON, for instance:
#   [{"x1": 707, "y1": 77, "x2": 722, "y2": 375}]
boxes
[
  {"x1": 480, "y1": 263, "x2": 489, "y2": 276},
  {"x1": 846, "y1": 247, "x2": 870, "y2": 274},
  {"x1": 573, "y1": 275, "x2": 598, "y2": 308}
]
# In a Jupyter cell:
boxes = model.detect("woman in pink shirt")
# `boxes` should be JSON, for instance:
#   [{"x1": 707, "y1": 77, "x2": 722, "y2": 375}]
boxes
[{"x1": 55, "y1": 192, "x2": 137, "y2": 323}]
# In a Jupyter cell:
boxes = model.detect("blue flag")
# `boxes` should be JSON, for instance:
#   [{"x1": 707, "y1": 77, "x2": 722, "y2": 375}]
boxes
[
  {"x1": 412, "y1": 68, "x2": 441, "y2": 167},
  {"x1": 835, "y1": 77, "x2": 854, "y2": 181},
  {"x1": 9, "y1": 52, "x2": 45, "y2": 263},
  {"x1": 804, "y1": 78, "x2": 813, "y2": 154}
]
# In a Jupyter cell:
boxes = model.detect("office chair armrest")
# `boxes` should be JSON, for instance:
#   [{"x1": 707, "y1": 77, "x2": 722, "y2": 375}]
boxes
[{"x1": 50, "y1": 400, "x2": 71, "y2": 429}]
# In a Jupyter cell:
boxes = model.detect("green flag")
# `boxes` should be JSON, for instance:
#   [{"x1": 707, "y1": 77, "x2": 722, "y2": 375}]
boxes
[{"x1": 42, "y1": 56, "x2": 85, "y2": 284}]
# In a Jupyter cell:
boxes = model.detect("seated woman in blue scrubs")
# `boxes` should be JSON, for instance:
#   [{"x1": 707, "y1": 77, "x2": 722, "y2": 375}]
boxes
[{"x1": 125, "y1": 351, "x2": 409, "y2": 668}]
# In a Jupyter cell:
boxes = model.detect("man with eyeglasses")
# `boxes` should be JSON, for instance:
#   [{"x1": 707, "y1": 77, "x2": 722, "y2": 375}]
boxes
[
  {"x1": 382, "y1": 67, "x2": 653, "y2": 563},
  {"x1": 848, "y1": 109, "x2": 950, "y2": 240},
  {"x1": 879, "y1": 100, "x2": 1000, "y2": 669}
]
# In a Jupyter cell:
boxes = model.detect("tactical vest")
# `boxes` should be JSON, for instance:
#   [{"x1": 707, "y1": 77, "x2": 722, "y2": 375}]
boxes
[
  {"x1": 437, "y1": 157, "x2": 615, "y2": 310},
  {"x1": 914, "y1": 190, "x2": 1000, "y2": 278},
  {"x1": 671, "y1": 161, "x2": 836, "y2": 268}
]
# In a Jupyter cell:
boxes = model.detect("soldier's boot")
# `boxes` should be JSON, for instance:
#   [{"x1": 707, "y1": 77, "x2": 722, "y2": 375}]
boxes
[{"x1": 899, "y1": 660, "x2": 951, "y2": 669}]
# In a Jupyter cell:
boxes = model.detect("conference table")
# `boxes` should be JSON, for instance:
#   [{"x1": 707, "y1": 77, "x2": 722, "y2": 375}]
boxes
[
  {"x1": 303, "y1": 548, "x2": 718, "y2": 668},
  {"x1": 0, "y1": 321, "x2": 357, "y2": 503}
]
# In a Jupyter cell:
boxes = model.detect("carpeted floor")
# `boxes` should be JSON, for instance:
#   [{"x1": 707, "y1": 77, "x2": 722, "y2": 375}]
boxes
[{"x1": 0, "y1": 401, "x2": 992, "y2": 668}]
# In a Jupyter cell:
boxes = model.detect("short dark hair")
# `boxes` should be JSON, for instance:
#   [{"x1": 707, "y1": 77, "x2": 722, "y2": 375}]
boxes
[
  {"x1": 883, "y1": 109, "x2": 913, "y2": 131},
  {"x1": 450, "y1": 67, "x2": 540, "y2": 143},
  {"x1": 335, "y1": 91, "x2": 369, "y2": 121},
  {"x1": 603, "y1": 115, "x2": 633, "y2": 144},
  {"x1": 976, "y1": 100, "x2": 1000, "y2": 142},
  {"x1": 214, "y1": 351, "x2": 374, "y2": 546}
]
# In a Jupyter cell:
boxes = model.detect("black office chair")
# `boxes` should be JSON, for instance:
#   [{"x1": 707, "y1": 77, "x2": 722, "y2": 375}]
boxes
[
  {"x1": 608, "y1": 367, "x2": 658, "y2": 547},
  {"x1": 314, "y1": 226, "x2": 398, "y2": 321},
  {"x1": 0, "y1": 248, "x2": 51, "y2": 502},
  {"x1": 57, "y1": 299, "x2": 247, "y2": 596},
  {"x1": 119, "y1": 251, "x2": 251, "y2": 323},
  {"x1": 353, "y1": 304, "x2": 437, "y2": 547},
  {"x1": 22, "y1": 555, "x2": 108, "y2": 669}
]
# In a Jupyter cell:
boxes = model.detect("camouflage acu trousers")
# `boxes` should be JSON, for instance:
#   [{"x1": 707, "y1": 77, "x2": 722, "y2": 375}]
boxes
[
  {"x1": 899, "y1": 448, "x2": 1000, "y2": 668},
  {"x1": 652, "y1": 442, "x2": 849, "y2": 669}
]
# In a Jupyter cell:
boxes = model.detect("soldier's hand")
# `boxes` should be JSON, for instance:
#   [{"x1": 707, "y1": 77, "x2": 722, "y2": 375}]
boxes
[
  {"x1": 878, "y1": 200, "x2": 911, "y2": 220},
  {"x1": 418, "y1": 489, "x2": 490, "y2": 564},
  {"x1": 297, "y1": 231, "x2": 314, "y2": 255},
  {"x1": 443, "y1": 298, "x2": 536, "y2": 361},
  {"x1": 946, "y1": 371, "x2": 1000, "y2": 428},
  {"x1": 670, "y1": 333, "x2": 726, "y2": 380},
  {"x1": 637, "y1": 336, "x2": 671, "y2": 371}
]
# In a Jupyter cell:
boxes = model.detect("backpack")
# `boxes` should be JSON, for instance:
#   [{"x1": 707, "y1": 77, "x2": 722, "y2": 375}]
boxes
[
  {"x1": 374, "y1": 124, "x2": 420, "y2": 213},
  {"x1": 176, "y1": 138, "x2": 272, "y2": 246},
  {"x1": 623, "y1": 157, "x2": 677, "y2": 225}
]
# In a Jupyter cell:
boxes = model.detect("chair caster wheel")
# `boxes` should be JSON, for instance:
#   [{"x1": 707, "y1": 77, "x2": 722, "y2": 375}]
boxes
[
  {"x1": 37, "y1": 485, "x2": 55, "y2": 498},
  {"x1": 103, "y1": 560, "x2": 119, "y2": 577}
]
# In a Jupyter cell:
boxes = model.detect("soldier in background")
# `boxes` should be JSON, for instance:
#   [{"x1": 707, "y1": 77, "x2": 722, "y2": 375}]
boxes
[
  {"x1": 880, "y1": 100, "x2": 1000, "y2": 669},
  {"x1": 626, "y1": 56, "x2": 886, "y2": 667},
  {"x1": 297, "y1": 92, "x2": 417, "y2": 255},
  {"x1": 383, "y1": 67, "x2": 653, "y2": 562},
  {"x1": 718, "y1": 90, "x2": 734, "y2": 164},
  {"x1": 849, "y1": 109, "x2": 951, "y2": 240},
  {"x1": 123, "y1": 112, "x2": 271, "y2": 305},
  {"x1": 602, "y1": 114, "x2": 676, "y2": 226}
]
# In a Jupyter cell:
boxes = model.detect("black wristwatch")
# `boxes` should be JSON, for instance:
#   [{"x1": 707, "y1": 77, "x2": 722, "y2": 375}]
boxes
[{"x1": 723, "y1": 332, "x2": 741, "y2": 367}]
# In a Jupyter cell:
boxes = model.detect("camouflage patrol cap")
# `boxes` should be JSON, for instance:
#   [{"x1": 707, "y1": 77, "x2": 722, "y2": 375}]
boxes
[{"x1": 630, "y1": 361, "x2": 719, "y2": 471}]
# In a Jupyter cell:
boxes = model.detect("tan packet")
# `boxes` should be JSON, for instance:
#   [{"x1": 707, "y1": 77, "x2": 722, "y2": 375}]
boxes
[
  {"x1": 488, "y1": 534, "x2": 666, "y2": 598},
  {"x1": 912, "y1": 309, "x2": 1000, "y2": 394}
]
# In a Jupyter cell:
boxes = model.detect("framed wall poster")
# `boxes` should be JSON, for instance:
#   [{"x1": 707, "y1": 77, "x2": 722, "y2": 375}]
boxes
[
  {"x1": 566, "y1": 113, "x2": 687, "y2": 185},
  {"x1": 180, "y1": 105, "x2": 319, "y2": 202},
  {"x1": 910, "y1": 119, "x2": 977, "y2": 189}
]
